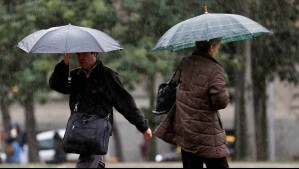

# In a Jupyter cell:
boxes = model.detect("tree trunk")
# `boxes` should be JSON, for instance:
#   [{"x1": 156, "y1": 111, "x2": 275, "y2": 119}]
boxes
[
  {"x1": 234, "y1": 38, "x2": 257, "y2": 161},
  {"x1": 230, "y1": 0, "x2": 256, "y2": 161},
  {"x1": 250, "y1": 0, "x2": 269, "y2": 161},
  {"x1": 236, "y1": 0, "x2": 257, "y2": 160},
  {"x1": 0, "y1": 93, "x2": 11, "y2": 133},
  {"x1": 253, "y1": 77, "x2": 268, "y2": 161},
  {"x1": 112, "y1": 121, "x2": 124, "y2": 162},
  {"x1": 24, "y1": 94, "x2": 40, "y2": 163},
  {"x1": 145, "y1": 74, "x2": 157, "y2": 161},
  {"x1": 233, "y1": 59, "x2": 247, "y2": 161},
  {"x1": 243, "y1": 39, "x2": 257, "y2": 161}
]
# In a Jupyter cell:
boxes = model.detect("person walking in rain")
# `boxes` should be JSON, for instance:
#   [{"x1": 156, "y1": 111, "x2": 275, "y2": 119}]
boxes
[
  {"x1": 156, "y1": 38, "x2": 230, "y2": 168},
  {"x1": 49, "y1": 52, "x2": 152, "y2": 168},
  {"x1": 5, "y1": 128, "x2": 22, "y2": 164}
]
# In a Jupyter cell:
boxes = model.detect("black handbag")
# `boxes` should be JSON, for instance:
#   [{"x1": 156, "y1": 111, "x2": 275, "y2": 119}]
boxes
[
  {"x1": 152, "y1": 82, "x2": 178, "y2": 115},
  {"x1": 62, "y1": 112, "x2": 112, "y2": 155},
  {"x1": 152, "y1": 64, "x2": 181, "y2": 115}
]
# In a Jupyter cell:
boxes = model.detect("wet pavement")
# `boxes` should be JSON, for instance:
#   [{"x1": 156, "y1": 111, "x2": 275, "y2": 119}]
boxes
[
  {"x1": 105, "y1": 162, "x2": 299, "y2": 168},
  {"x1": 1, "y1": 161, "x2": 299, "y2": 168}
]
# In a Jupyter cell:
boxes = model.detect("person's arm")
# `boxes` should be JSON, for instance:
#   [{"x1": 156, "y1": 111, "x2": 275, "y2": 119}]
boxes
[
  {"x1": 49, "y1": 54, "x2": 72, "y2": 94},
  {"x1": 209, "y1": 68, "x2": 229, "y2": 110},
  {"x1": 107, "y1": 70, "x2": 150, "y2": 133}
]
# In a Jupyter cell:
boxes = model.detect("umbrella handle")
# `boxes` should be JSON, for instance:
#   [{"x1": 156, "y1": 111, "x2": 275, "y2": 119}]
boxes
[
  {"x1": 68, "y1": 63, "x2": 72, "y2": 84},
  {"x1": 64, "y1": 53, "x2": 72, "y2": 84}
]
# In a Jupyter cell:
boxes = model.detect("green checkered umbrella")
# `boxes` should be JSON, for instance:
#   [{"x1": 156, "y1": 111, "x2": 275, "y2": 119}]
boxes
[{"x1": 153, "y1": 13, "x2": 272, "y2": 52}]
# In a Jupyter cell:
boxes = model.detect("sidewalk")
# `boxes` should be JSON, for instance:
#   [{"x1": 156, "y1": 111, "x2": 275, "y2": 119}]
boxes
[
  {"x1": 2, "y1": 162, "x2": 299, "y2": 168},
  {"x1": 105, "y1": 162, "x2": 299, "y2": 168}
]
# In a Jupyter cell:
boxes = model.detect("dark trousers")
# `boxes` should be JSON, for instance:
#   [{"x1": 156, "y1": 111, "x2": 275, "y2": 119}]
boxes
[
  {"x1": 181, "y1": 149, "x2": 229, "y2": 168},
  {"x1": 76, "y1": 154, "x2": 105, "y2": 168}
]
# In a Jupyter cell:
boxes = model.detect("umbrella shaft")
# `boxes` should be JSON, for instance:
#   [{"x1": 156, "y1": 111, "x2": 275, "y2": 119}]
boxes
[{"x1": 68, "y1": 64, "x2": 71, "y2": 84}]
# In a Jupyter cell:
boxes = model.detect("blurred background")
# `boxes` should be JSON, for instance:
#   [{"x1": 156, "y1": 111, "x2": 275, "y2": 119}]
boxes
[{"x1": 0, "y1": 0, "x2": 299, "y2": 166}]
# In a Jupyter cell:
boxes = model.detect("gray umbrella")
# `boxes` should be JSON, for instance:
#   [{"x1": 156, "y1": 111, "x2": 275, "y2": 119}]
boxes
[{"x1": 17, "y1": 24, "x2": 123, "y2": 53}]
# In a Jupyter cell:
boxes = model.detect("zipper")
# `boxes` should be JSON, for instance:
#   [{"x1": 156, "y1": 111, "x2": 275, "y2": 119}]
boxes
[{"x1": 74, "y1": 102, "x2": 79, "y2": 112}]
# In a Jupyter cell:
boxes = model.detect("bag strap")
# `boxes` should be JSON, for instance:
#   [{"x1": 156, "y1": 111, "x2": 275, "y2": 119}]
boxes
[
  {"x1": 74, "y1": 90, "x2": 111, "y2": 120},
  {"x1": 73, "y1": 64, "x2": 111, "y2": 119},
  {"x1": 169, "y1": 62, "x2": 182, "y2": 84}
]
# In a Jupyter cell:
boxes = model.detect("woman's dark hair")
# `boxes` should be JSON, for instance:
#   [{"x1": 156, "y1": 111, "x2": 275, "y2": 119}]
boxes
[{"x1": 194, "y1": 38, "x2": 222, "y2": 55}]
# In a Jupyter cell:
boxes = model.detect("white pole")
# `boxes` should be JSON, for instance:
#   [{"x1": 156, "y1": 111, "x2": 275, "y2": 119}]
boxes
[{"x1": 267, "y1": 81, "x2": 276, "y2": 161}]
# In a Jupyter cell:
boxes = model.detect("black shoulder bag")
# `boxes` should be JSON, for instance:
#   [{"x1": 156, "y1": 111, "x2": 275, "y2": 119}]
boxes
[
  {"x1": 152, "y1": 64, "x2": 181, "y2": 115},
  {"x1": 62, "y1": 111, "x2": 111, "y2": 155},
  {"x1": 62, "y1": 74, "x2": 112, "y2": 155}
]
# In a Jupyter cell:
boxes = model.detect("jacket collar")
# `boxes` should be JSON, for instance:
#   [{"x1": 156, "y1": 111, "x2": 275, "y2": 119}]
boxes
[
  {"x1": 192, "y1": 51, "x2": 222, "y2": 67},
  {"x1": 78, "y1": 60, "x2": 104, "y2": 78}
]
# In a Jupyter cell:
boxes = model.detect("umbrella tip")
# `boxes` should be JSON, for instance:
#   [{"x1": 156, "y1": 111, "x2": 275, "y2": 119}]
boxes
[{"x1": 203, "y1": 4, "x2": 208, "y2": 14}]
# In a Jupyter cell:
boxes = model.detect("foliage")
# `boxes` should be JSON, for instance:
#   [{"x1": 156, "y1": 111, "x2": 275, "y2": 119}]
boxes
[{"x1": 252, "y1": 0, "x2": 299, "y2": 83}]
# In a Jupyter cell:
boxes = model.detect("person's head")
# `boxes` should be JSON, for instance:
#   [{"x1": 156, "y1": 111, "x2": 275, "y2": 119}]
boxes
[
  {"x1": 10, "y1": 122, "x2": 21, "y2": 134},
  {"x1": 10, "y1": 128, "x2": 18, "y2": 139},
  {"x1": 195, "y1": 38, "x2": 222, "y2": 59},
  {"x1": 76, "y1": 52, "x2": 98, "y2": 70}
]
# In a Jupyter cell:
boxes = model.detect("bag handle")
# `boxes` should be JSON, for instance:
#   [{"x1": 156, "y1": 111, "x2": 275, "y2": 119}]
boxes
[{"x1": 81, "y1": 113, "x2": 110, "y2": 123}]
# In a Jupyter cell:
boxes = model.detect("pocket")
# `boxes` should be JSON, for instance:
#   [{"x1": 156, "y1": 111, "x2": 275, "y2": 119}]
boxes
[
  {"x1": 101, "y1": 124, "x2": 111, "y2": 153},
  {"x1": 68, "y1": 116, "x2": 97, "y2": 145},
  {"x1": 95, "y1": 119, "x2": 111, "y2": 151}
]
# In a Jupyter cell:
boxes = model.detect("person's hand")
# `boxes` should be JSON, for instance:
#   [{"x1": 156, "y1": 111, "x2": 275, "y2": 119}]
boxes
[
  {"x1": 64, "y1": 53, "x2": 72, "y2": 65},
  {"x1": 142, "y1": 128, "x2": 152, "y2": 141}
]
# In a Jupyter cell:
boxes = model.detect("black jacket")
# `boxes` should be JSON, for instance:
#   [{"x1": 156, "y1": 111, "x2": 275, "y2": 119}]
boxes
[{"x1": 49, "y1": 60, "x2": 149, "y2": 133}]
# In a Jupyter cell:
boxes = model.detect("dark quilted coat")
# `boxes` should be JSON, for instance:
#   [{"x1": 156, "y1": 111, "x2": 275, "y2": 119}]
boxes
[{"x1": 155, "y1": 54, "x2": 230, "y2": 158}]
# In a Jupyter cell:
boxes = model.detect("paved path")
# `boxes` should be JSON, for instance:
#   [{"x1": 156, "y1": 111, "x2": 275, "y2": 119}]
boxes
[
  {"x1": 6, "y1": 162, "x2": 296, "y2": 168},
  {"x1": 105, "y1": 162, "x2": 299, "y2": 168},
  {"x1": 0, "y1": 162, "x2": 299, "y2": 168}
]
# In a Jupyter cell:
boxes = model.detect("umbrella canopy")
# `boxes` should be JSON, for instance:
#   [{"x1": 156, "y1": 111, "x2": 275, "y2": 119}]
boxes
[
  {"x1": 153, "y1": 13, "x2": 272, "y2": 52},
  {"x1": 17, "y1": 24, "x2": 123, "y2": 53}
]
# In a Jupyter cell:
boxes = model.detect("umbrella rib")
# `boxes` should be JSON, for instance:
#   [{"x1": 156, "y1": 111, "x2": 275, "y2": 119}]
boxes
[
  {"x1": 29, "y1": 26, "x2": 65, "y2": 53},
  {"x1": 227, "y1": 15, "x2": 253, "y2": 40},
  {"x1": 222, "y1": 14, "x2": 266, "y2": 41},
  {"x1": 166, "y1": 21, "x2": 194, "y2": 50},
  {"x1": 77, "y1": 27, "x2": 105, "y2": 52},
  {"x1": 163, "y1": 24, "x2": 183, "y2": 49},
  {"x1": 65, "y1": 24, "x2": 71, "y2": 53},
  {"x1": 17, "y1": 29, "x2": 48, "y2": 53}
]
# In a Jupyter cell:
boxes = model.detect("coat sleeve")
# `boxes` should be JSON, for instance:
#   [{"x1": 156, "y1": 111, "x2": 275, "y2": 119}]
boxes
[
  {"x1": 107, "y1": 71, "x2": 149, "y2": 133},
  {"x1": 209, "y1": 68, "x2": 229, "y2": 110},
  {"x1": 49, "y1": 60, "x2": 71, "y2": 94}
]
